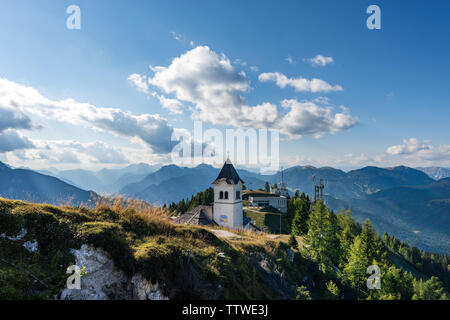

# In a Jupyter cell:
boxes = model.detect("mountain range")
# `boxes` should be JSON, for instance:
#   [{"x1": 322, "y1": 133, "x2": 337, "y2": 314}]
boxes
[
  {"x1": 37, "y1": 163, "x2": 161, "y2": 194},
  {"x1": 1, "y1": 161, "x2": 448, "y2": 253},
  {"x1": 0, "y1": 161, "x2": 94, "y2": 206},
  {"x1": 416, "y1": 167, "x2": 450, "y2": 180}
]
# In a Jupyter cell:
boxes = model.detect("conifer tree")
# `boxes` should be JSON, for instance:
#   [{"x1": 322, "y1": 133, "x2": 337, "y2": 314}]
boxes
[
  {"x1": 304, "y1": 201, "x2": 340, "y2": 269},
  {"x1": 343, "y1": 219, "x2": 387, "y2": 296},
  {"x1": 288, "y1": 234, "x2": 298, "y2": 249},
  {"x1": 324, "y1": 280, "x2": 340, "y2": 300},
  {"x1": 336, "y1": 209, "x2": 361, "y2": 267},
  {"x1": 413, "y1": 277, "x2": 448, "y2": 300},
  {"x1": 291, "y1": 200, "x2": 309, "y2": 236}
]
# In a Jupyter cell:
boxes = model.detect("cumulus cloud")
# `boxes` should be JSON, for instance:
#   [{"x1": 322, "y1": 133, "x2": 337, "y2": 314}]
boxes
[
  {"x1": 0, "y1": 106, "x2": 36, "y2": 153},
  {"x1": 146, "y1": 46, "x2": 279, "y2": 128},
  {"x1": 0, "y1": 130, "x2": 35, "y2": 153},
  {"x1": 0, "y1": 106, "x2": 35, "y2": 133},
  {"x1": 78, "y1": 141, "x2": 128, "y2": 164},
  {"x1": 306, "y1": 54, "x2": 334, "y2": 67},
  {"x1": 0, "y1": 78, "x2": 175, "y2": 154},
  {"x1": 386, "y1": 138, "x2": 431, "y2": 155},
  {"x1": 128, "y1": 73, "x2": 149, "y2": 93},
  {"x1": 151, "y1": 92, "x2": 184, "y2": 115},
  {"x1": 11, "y1": 140, "x2": 128, "y2": 165},
  {"x1": 386, "y1": 138, "x2": 450, "y2": 163},
  {"x1": 278, "y1": 99, "x2": 358, "y2": 138},
  {"x1": 129, "y1": 46, "x2": 356, "y2": 138},
  {"x1": 258, "y1": 72, "x2": 343, "y2": 93}
]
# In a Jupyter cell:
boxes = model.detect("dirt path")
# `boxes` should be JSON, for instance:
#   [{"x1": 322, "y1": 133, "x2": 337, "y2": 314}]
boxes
[{"x1": 210, "y1": 229, "x2": 240, "y2": 239}]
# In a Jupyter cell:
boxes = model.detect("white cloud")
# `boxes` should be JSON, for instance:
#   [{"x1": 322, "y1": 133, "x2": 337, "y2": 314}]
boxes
[
  {"x1": 285, "y1": 56, "x2": 295, "y2": 65},
  {"x1": 234, "y1": 59, "x2": 247, "y2": 67},
  {"x1": 151, "y1": 92, "x2": 184, "y2": 115},
  {"x1": 306, "y1": 54, "x2": 334, "y2": 67},
  {"x1": 0, "y1": 106, "x2": 35, "y2": 133},
  {"x1": 170, "y1": 31, "x2": 182, "y2": 41},
  {"x1": 0, "y1": 130, "x2": 35, "y2": 153},
  {"x1": 0, "y1": 78, "x2": 175, "y2": 153},
  {"x1": 386, "y1": 138, "x2": 431, "y2": 155},
  {"x1": 130, "y1": 46, "x2": 356, "y2": 138},
  {"x1": 79, "y1": 141, "x2": 128, "y2": 164},
  {"x1": 128, "y1": 73, "x2": 149, "y2": 93},
  {"x1": 258, "y1": 72, "x2": 343, "y2": 93},
  {"x1": 146, "y1": 46, "x2": 278, "y2": 128},
  {"x1": 278, "y1": 99, "x2": 358, "y2": 138},
  {"x1": 386, "y1": 138, "x2": 450, "y2": 163},
  {"x1": 11, "y1": 140, "x2": 127, "y2": 165}
]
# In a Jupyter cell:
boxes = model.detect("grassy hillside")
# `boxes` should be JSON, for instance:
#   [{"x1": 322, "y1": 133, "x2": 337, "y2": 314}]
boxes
[
  {"x1": 0, "y1": 197, "x2": 311, "y2": 300},
  {"x1": 1, "y1": 196, "x2": 448, "y2": 300},
  {"x1": 244, "y1": 208, "x2": 290, "y2": 234}
]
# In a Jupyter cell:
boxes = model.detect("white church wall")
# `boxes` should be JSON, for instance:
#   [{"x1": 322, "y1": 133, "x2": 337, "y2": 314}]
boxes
[{"x1": 213, "y1": 182, "x2": 243, "y2": 229}]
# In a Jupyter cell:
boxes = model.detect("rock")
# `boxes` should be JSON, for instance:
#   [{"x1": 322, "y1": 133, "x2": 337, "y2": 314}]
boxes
[
  {"x1": 1, "y1": 228, "x2": 27, "y2": 241},
  {"x1": 23, "y1": 240, "x2": 39, "y2": 253},
  {"x1": 60, "y1": 244, "x2": 168, "y2": 300},
  {"x1": 131, "y1": 274, "x2": 168, "y2": 300}
]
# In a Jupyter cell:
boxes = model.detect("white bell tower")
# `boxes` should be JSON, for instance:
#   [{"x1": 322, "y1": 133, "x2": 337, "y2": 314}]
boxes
[{"x1": 212, "y1": 158, "x2": 244, "y2": 229}]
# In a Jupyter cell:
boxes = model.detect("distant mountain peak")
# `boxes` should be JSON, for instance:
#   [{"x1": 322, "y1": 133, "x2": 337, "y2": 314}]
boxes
[{"x1": 0, "y1": 161, "x2": 11, "y2": 170}]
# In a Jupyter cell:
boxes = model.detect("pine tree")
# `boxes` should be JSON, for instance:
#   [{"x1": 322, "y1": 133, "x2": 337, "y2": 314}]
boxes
[
  {"x1": 343, "y1": 219, "x2": 387, "y2": 297},
  {"x1": 343, "y1": 235, "x2": 370, "y2": 295},
  {"x1": 304, "y1": 201, "x2": 340, "y2": 269},
  {"x1": 264, "y1": 181, "x2": 270, "y2": 192},
  {"x1": 336, "y1": 209, "x2": 361, "y2": 267},
  {"x1": 291, "y1": 200, "x2": 309, "y2": 236},
  {"x1": 288, "y1": 234, "x2": 298, "y2": 249},
  {"x1": 413, "y1": 277, "x2": 448, "y2": 300},
  {"x1": 324, "y1": 280, "x2": 340, "y2": 300},
  {"x1": 371, "y1": 266, "x2": 414, "y2": 300}
]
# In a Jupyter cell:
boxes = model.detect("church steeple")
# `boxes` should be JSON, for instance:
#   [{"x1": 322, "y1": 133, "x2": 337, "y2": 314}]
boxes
[
  {"x1": 212, "y1": 159, "x2": 244, "y2": 229},
  {"x1": 212, "y1": 158, "x2": 244, "y2": 185}
]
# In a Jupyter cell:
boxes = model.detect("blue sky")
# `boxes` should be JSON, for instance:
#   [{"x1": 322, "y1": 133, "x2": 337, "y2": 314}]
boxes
[{"x1": 0, "y1": 0, "x2": 449, "y2": 171}]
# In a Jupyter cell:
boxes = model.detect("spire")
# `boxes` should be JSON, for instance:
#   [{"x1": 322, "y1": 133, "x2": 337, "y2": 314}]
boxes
[
  {"x1": 212, "y1": 158, "x2": 244, "y2": 185},
  {"x1": 225, "y1": 151, "x2": 232, "y2": 164}
]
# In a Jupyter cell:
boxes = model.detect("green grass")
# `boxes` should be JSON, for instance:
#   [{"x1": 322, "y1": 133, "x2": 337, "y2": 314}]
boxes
[
  {"x1": 244, "y1": 208, "x2": 290, "y2": 234},
  {"x1": 0, "y1": 197, "x2": 302, "y2": 300}
]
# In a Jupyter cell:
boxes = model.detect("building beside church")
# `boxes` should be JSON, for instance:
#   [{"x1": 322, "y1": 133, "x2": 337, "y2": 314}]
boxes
[
  {"x1": 246, "y1": 192, "x2": 288, "y2": 213},
  {"x1": 245, "y1": 169, "x2": 289, "y2": 213}
]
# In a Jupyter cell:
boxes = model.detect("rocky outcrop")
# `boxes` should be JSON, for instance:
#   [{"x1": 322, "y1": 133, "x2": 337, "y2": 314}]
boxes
[{"x1": 60, "y1": 245, "x2": 168, "y2": 300}]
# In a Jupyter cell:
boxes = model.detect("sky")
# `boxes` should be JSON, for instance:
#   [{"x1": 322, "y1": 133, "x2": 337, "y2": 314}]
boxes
[{"x1": 0, "y1": 0, "x2": 449, "y2": 172}]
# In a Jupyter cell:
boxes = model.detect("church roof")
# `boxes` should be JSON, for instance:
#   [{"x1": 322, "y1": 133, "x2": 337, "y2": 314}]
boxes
[
  {"x1": 175, "y1": 205, "x2": 217, "y2": 226},
  {"x1": 212, "y1": 159, "x2": 244, "y2": 185}
]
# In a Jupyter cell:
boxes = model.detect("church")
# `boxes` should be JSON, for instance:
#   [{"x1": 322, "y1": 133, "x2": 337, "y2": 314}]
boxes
[
  {"x1": 211, "y1": 158, "x2": 245, "y2": 229},
  {"x1": 176, "y1": 158, "x2": 248, "y2": 230}
]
